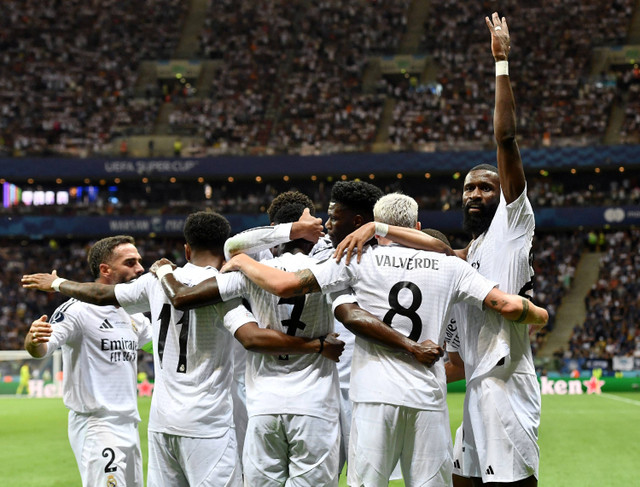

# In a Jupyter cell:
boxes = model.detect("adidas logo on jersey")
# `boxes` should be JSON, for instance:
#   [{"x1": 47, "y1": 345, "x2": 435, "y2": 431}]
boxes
[
  {"x1": 453, "y1": 459, "x2": 461, "y2": 469},
  {"x1": 485, "y1": 465, "x2": 495, "y2": 475},
  {"x1": 99, "y1": 319, "x2": 114, "y2": 330}
]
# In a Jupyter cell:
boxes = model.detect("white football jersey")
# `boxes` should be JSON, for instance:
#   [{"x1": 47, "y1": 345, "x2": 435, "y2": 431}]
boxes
[
  {"x1": 115, "y1": 265, "x2": 253, "y2": 438},
  {"x1": 44, "y1": 299, "x2": 152, "y2": 421},
  {"x1": 224, "y1": 223, "x2": 291, "y2": 261},
  {"x1": 444, "y1": 305, "x2": 462, "y2": 357},
  {"x1": 217, "y1": 252, "x2": 340, "y2": 421},
  {"x1": 311, "y1": 244, "x2": 496, "y2": 411},
  {"x1": 461, "y1": 188, "x2": 536, "y2": 382},
  {"x1": 310, "y1": 236, "x2": 356, "y2": 390}
]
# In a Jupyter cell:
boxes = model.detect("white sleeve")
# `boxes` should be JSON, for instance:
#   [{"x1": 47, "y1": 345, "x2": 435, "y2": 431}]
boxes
[
  {"x1": 215, "y1": 271, "x2": 249, "y2": 301},
  {"x1": 220, "y1": 299, "x2": 257, "y2": 336},
  {"x1": 44, "y1": 301, "x2": 83, "y2": 357},
  {"x1": 224, "y1": 223, "x2": 292, "y2": 260},
  {"x1": 114, "y1": 273, "x2": 154, "y2": 315},
  {"x1": 131, "y1": 313, "x2": 153, "y2": 348},
  {"x1": 309, "y1": 258, "x2": 353, "y2": 295},
  {"x1": 503, "y1": 183, "x2": 535, "y2": 236},
  {"x1": 330, "y1": 290, "x2": 357, "y2": 314},
  {"x1": 451, "y1": 258, "x2": 498, "y2": 308}
]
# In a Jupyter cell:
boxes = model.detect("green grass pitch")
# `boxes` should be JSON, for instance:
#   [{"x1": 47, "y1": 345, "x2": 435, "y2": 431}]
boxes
[{"x1": 3, "y1": 392, "x2": 639, "y2": 486}]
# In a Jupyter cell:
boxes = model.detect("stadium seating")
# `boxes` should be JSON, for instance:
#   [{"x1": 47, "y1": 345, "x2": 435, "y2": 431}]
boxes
[{"x1": 2, "y1": 0, "x2": 637, "y2": 156}]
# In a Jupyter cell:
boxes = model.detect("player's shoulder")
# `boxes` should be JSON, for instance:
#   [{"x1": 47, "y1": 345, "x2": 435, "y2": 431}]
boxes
[
  {"x1": 175, "y1": 262, "x2": 219, "y2": 282},
  {"x1": 119, "y1": 272, "x2": 156, "y2": 288},
  {"x1": 269, "y1": 251, "x2": 314, "y2": 270},
  {"x1": 50, "y1": 298, "x2": 92, "y2": 324}
]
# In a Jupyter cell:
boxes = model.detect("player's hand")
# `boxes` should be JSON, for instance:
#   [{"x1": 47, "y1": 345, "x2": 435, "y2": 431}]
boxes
[
  {"x1": 29, "y1": 315, "x2": 53, "y2": 343},
  {"x1": 21, "y1": 270, "x2": 58, "y2": 291},
  {"x1": 220, "y1": 253, "x2": 249, "y2": 273},
  {"x1": 321, "y1": 333, "x2": 345, "y2": 362},
  {"x1": 149, "y1": 258, "x2": 176, "y2": 276},
  {"x1": 411, "y1": 340, "x2": 444, "y2": 367},
  {"x1": 486, "y1": 12, "x2": 510, "y2": 61},
  {"x1": 333, "y1": 222, "x2": 376, "y2": 265},
  {"x1": 291, "y1": 208, "x2": 324, "y2": 244}
]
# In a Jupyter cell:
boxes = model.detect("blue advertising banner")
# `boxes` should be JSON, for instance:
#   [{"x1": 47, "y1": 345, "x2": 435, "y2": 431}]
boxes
[
  {"x1": 2, "y1": 205, "x2": 639, "y2": 237},
  {"x1": 1, "y1": 144, "x2": 640, "y2": 180}
]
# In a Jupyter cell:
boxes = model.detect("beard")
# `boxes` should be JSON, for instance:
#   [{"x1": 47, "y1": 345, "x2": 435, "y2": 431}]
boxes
[{"x1": 462, "y1": 199, "x2": 499, "y2": 237}]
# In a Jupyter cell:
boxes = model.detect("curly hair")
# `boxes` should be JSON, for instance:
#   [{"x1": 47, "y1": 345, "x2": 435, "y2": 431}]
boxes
[
  {"x1": 183, "y1": 211, "x2": 231, "y2": 251},
  {"x1": 273, "y1": 203, "x2": 307, "y2": 225},
  {"x1": 87, "y1": 235, "x2": 135, "y2": 278},
  {"x1": 330, "y1": 181, "x2": 383, "y2": 218},
  {"x1": 267, "y1": 191, "x2": 315, "y2": 223}
]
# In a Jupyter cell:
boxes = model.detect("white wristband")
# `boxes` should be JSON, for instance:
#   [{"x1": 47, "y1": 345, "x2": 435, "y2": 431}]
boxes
[
  {"x1": 495, "y1": 60, "x2": 509, "y2": 77},
  {"x1": 51, "y1": 277, "x2": 68, "y2": 292},
  {"x1": 374, "y1": 222, "x2": 389, "y2": 238},
  {"x1": 155, "y1": 264, "x2": 174, "y2": 280}
]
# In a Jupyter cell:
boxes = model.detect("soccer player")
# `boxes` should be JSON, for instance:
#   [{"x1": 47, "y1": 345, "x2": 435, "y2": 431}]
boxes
[
  {"x1": 22, "y1": 212, "x2": 343, "y2": 487},
  {"x1": 219, "y1": 193, "x2": 548, "y2": 487},
  {"x1": 24, "y1": 235, "x2": 152, "y2": 487},
  {"x1": 16, "y1": 361, "x2": 30, "y2": 395},
  {"x1": 224, "y1": 181, "x2": 386, "y2": 477},
  {"x1": 158, "y1": 195, "x2": 346, "y2": 486},
  {"x1": 333, "y1": 13, "x2": 542, "y2": 486},
  {"x1": 450, "y1": 14, "x2": 541, "y2": 486}
]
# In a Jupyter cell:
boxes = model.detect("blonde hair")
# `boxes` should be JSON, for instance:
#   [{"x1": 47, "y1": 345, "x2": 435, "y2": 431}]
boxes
[{"x1": 373, "y1": 193, "x2": 418, "y2": 228}]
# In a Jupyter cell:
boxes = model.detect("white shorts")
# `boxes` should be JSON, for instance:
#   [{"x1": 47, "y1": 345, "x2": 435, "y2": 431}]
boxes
[
  {"x1": 68, "y1": 411, "x2": 143, "y2": 487},
  {"x1": 451, "y1": 423, "x2": 465, "y2": 477},
  {"x1": 347, "y1": 402, "x2": 452, "y2": 487},
  {"x1": 463, "y1": 373, "x2": 540, "y2": 482},
  {"x1": 147, "y1": 429, "x2": 241, "y2": 487},
  {"x1": 338, "y1": 384, "x2": 351, "y2": 473},
  {"x1": 243, "y1": 414, "x2": 340, "y2": 487}
]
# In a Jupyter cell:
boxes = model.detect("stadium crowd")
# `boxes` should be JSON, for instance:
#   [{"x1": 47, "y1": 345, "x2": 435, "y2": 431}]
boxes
[
  {"x1": 1, "y1": 0, "x2": 638, "y2": 156},
  {"x1": 0, "y1": 0, "x2": 186, "y2": 157},
  {"x1": 558, "y1": 229, "x2": 640, "y2": 369}
]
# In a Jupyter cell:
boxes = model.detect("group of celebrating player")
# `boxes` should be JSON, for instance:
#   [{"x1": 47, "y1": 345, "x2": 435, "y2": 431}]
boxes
[{"x1": 22, "y1": 13, "x2": 546, "y2": 487}]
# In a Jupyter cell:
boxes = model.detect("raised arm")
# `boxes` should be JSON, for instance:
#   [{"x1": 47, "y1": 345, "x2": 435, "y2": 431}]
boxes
[
  {"x1": 334, "y1": 303, "x2": 444, "y2": 367},
  {"x1": 483, "y1": 288, "x2": 548, "y2": 327},
  {"x1": 21, "y1": 271, "x2": 119, "y2": 306},
  {"x1": 220, "y1": 253, "x2": 321, "y2": 298},
  {"x1": 486, "y1": 12, "x2": 525, "y2": 204}
]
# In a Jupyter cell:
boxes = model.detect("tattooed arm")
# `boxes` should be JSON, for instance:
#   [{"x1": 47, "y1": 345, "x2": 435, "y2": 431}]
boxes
[
  {"x1": 221, "y1": 253, "x2": 320, "y2": 298},
  {"x1": 483, "y1": 288, "x2": 547, "y2": 327}
]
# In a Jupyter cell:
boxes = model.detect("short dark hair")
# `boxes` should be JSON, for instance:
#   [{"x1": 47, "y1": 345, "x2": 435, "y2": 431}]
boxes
[
  {"x1": 267, "y1": 191, "x2": 315, "y2": 223},
  {"x1": 422, "y1": 228, "x2": 451, "y2": 247},
  {"x1": 330, "y1": 181, "x2": 383, "y2": 219},
  {"x1": 273, "y1": 203, "x2": 307, "y2": 225},
  {"x1": 87, "y1": 235, "x2": 135, "y2": 279},
  {"x1": 468, "y1": 163, "x2": 498, "y2": 174},
  {"x1": 183, "y1": 211, "x2": 231, "y2": 251}
]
